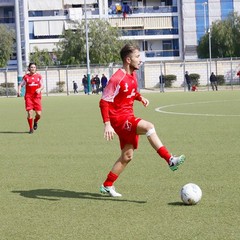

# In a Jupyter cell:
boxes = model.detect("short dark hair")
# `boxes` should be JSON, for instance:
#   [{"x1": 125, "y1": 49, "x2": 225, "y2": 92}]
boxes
[
  {"x1": 28, "y1": 62, "x2": 36, "y2": 68},
  {"x1": 120, "y1": 43, "x2": 140, "y2": 62}
]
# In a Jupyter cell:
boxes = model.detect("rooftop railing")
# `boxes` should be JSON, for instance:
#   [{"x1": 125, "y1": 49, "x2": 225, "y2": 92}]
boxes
[{"x1": 28, "y1": 5, "x2": 178, "y2": 18}]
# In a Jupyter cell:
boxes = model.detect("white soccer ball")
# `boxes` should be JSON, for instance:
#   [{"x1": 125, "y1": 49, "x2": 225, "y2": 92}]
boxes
[{"x1": 180, "y1": 183, "x2": 202, "y2": 205}]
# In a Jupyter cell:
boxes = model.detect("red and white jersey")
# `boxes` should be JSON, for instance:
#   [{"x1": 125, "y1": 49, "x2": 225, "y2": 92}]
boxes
[
  {"x1": 20, "y1": 73, "x2": 43, "y2": 96},
  {"x1": 99, "y1": 69, "x2": 142, "y2": 122}
]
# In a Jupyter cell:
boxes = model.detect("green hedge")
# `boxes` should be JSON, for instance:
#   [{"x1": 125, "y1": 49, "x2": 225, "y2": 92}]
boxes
[
  {"x1": 216, "y1": 75, "x2": 225, "y2": 85},
  {"x1": 0, "y1": 87, "x2": 17, "y2": 96},
  {"x1": 56, "y1": 81, "x2": 65, "y2": 92},
  {"x1": 189, "y1": 73, "x2": 200, "y2": 86},
  {"x1": 164, "y1": 74, "x2": 177, "y2": 87},
  {"x1": 0, "y1": 82, "x2": 15, "y2": 88}
]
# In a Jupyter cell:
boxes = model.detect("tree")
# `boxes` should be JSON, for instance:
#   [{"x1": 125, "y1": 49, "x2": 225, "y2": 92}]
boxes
[
  {"x1": 0, "y1": 25, "x2": 14, "y2": 67},
  {"x1": 56, "y1": 19, "x2": 133, "y2": 65},
  {"x1": 198, "y1": 12, "x2": 240, "y2": 58},
  {"x1": 30, "y1": 47, "x2": 55, "y2": 66}
]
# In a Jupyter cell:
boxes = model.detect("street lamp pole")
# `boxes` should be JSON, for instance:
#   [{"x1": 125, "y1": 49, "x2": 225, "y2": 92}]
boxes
[
  {"x1": 15, "y1": 0, "x2": 23, "y2": 94},
  {"x1": 208, "y1": 28, "x2": 212, "y2": 76},
  {"x1": 202, "y1": 2, "x2": 207, "y2": 33},
  {"x1": 202, "y1": 2, "x2": 211, "y2": 90},
  {"x1": 84, "y1": 0, "x2": 91, "y2": 94}
]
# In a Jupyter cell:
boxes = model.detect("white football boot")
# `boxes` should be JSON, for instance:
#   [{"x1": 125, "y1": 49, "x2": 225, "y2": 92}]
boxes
[{"x1": 100, "y1": 185, "x2": 122, "y2": 197}]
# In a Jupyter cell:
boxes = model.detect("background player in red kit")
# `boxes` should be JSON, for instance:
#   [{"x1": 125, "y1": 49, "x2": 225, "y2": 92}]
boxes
[
  {"x1": 18, "y1": 63, "x2": 44, "y2": 134},
  {"x1": 99, "y1": 44, "x2": 185, "y2": 197}
]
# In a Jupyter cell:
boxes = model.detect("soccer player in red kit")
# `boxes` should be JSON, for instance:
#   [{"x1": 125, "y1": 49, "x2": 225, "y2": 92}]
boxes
[
  {"x1": 18, "y1": 63, "x2": 44, "y2": 134},
  {"x1": 99, "y1": 44, "x2": 185, "y2": 197}
]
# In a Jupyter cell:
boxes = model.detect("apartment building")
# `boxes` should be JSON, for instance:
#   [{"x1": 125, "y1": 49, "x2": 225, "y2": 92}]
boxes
[{"x1": 0, "y1": 0, "x2": 239, "y2": 67}]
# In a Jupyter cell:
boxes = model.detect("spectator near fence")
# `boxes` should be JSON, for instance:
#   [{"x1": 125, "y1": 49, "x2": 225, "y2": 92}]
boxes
[
  {"x1": 185, "y1": 71, "x2": 191, "y2": 91},
  {"x1": 210, "y1": 72, "x2": 218, "y2": 91},
  {"x1": 159, "y1": 73, "x2": 165, "y2": 92},
  {"x1": 82, "y1": 75, "x2": 88, "y2": 94},
  {"x1": 91, "y1": 75, "x2": 97, "y2": 94},
  {"x1": 101, "y1": 74, "x2": 108, "y2": 92},
  {"x1": 95, "y1": 75, "x2": 100, "y2": 94},
  {"x1": 73, "y1": 81, "x2": 78, "y2": 94}
]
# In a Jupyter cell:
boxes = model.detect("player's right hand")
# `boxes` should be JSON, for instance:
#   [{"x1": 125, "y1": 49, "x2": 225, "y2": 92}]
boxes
[
  {"x1": 104, "y1": 122, "x2": 116, "y2": 141},
  {"x1": 141, "y1": 97, "x2": 149, "y2": 107}
]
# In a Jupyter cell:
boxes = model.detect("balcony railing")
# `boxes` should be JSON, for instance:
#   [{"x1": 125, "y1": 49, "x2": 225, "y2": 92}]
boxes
[
  {"x1": 145, "y1": 50, "x2": 180, "y2": 58},
  {"x1": 0, "y1": 17, "x2": 14, "y2": 23},
  {"x1": 109, "y1": 6, "x2": 177, "y2": 15},
  {"x1": 122, "y1": 29, "x2": 178, "y2": 36},
  {"x1": 28, "y1": 5, "x2": 177, "y2": 18}
]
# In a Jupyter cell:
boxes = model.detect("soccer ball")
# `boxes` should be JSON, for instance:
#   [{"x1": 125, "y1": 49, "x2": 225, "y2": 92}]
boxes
[{"x1": 180, "y1": 183, "x2": 202, "y2": 205}]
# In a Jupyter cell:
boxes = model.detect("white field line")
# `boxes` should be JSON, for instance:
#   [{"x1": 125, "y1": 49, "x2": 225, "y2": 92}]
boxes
[{"x1": 155, "y1": 100, "x2": 240, "y2": 117}]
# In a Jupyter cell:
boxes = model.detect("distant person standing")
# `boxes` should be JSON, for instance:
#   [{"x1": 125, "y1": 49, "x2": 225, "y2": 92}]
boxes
[
  {"x1": 185, "y1": 71, "x2": 191, "y2": 91},
  {"x1": 237, "y1": 71, "x2": 240, "y2": 81},
  {"x1": 18, "y1": 63, "x2": 44, "y2": 134},
  {"x1": 73, "y1": 81, "x2": 78, "y2": 94},
  {"x1": 101, "y1": 74, "x2": 108, "y2": 92},
  {"x1": 210, "y1": 72, "x2": 218, "y2": 91},
  {"x1": 159, "y1": 73, "x2": 165, "y2": 92},
  {"x1": 95, "y1": 74, "x2": 100, "y2": 94},
  {"x1": 82, "y1": 75, "x2": 88, "y2": 94},
  {"x1": 91, "y1": 75, "x2": 97, "y2": 94}
]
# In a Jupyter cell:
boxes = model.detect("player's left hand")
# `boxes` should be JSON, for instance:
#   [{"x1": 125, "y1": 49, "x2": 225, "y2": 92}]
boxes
[{"x1": 141, "y1": 97, "x2": 149, "y2": 107}]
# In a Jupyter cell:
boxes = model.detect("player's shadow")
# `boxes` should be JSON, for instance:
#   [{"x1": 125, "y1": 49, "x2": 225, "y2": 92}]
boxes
[
  {"x1": 0, "y1": 131, "x2": 28, "y2": 134},
  {"x1": 12, "y1": 189, "x2": 147, "y2": 204}
]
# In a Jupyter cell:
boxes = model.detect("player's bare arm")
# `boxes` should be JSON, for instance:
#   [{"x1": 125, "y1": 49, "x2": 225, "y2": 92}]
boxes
[{"x1": 18, "y1": 80, "x2": 25, "y2": 97}]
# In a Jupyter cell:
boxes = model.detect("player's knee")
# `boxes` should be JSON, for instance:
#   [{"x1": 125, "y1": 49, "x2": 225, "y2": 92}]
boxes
[
  {"x1": 146, "y1": 123, "x2": 156, "y2": 137},
  {"x1": 28, "y1": 110, "x2": 34, "y2": 118},
  {"x1": 36, "y1": 113, "x2": 41, "y2": 118},
  {"x1": 122, "y1": 152, "x2": 133, "y2": 163}
]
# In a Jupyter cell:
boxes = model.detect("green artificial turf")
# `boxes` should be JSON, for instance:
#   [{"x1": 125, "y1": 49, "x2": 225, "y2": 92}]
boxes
[{"x1": 0, "y1": 90, "x2": 239, "y2": 240}]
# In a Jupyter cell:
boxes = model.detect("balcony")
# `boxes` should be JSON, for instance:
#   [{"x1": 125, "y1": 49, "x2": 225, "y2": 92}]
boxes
[
  {"x1": 145, "y1": 50, "x2": 179, "y2": 58},
  {"x1": 122, "y1": 29, "x2": 178, "y2": 36},
  {"x1": 0, "y1": 17, "x2": 14, "y2": 23},
  {"x1": 109, "y1": 5, "x2": 177, "y2": 15},
  {"x1": 28, "y1": 4, "x2": 177, "y2": 18}
]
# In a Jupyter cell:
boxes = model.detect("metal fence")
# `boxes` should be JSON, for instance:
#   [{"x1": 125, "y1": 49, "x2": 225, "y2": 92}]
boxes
[{"x1": 0, "y1": 58, "x2": 240, "y2": 97}]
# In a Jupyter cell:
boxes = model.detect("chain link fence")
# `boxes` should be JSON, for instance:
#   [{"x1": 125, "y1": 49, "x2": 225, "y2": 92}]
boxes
[{"x1": 0, "y1": 58, "x2": 240, "y2": 97}]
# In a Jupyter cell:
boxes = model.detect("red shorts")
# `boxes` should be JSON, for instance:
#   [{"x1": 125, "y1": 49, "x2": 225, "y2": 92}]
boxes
[
  {"x1": 111, "y1": 116, "x2": 142, "y2": 150},
  {"x1": 25, "y1": 95, "x2": 42, "y2": 111}
]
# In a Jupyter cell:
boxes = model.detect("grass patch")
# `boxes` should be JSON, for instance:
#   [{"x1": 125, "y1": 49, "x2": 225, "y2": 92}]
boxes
[{"x1": 0, "y1": 91, "x2": 240, "y2": 239}]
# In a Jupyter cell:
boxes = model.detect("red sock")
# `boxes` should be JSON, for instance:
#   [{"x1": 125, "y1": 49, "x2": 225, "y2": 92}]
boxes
[
  {"x1": 103, "y1": 171, "x2": 118, "y2": 187},
  {"x1": 34, "y1": 115, "x2": 41, "y2": 123},
  {"x1": 27, "y1": 118, "x2": 33, "y2": 130},
  {"x1": 157, "y1": 146, "x2": 171, "y2": 163}
]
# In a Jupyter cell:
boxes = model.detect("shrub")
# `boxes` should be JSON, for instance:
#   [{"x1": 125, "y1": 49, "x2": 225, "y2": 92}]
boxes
[
  {"x1": 216, "y1": 75, "x2": 225, "y2": 85},
  {"x1": 164, "y1": 74, "x2": 177, "y2": 87},
  {"x1": 0, "y1": 82, "x2": 15, "y2": 88},
  {"x1": 56, "y1": 81, "x2": 65, "y2": 92},
  {"x1": 0, "y1": 87, "x2": 17, "y2": 96},
  {"x1": 189, "y1": 73, "x2": 200, "y2": 86}
]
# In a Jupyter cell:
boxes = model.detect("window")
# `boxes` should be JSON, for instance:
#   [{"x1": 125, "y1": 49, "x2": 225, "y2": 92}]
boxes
[{"x1": 163, "y1": 40, "x2": 172, "y2": 50}]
